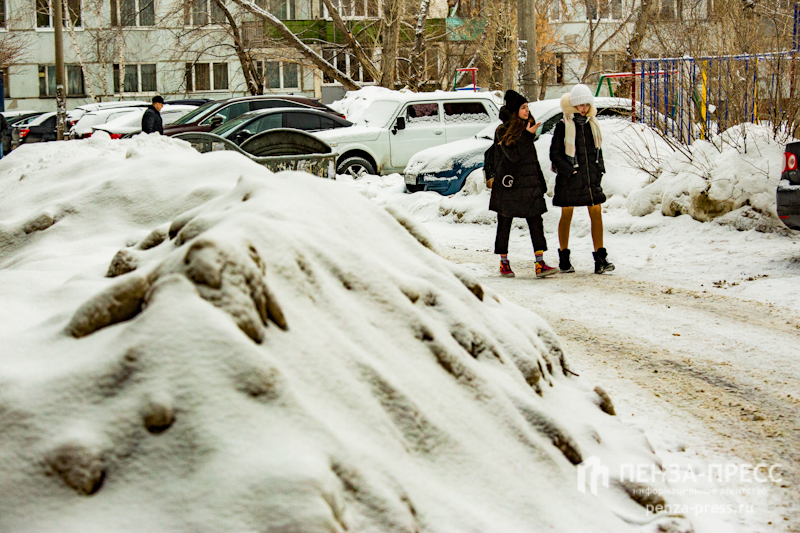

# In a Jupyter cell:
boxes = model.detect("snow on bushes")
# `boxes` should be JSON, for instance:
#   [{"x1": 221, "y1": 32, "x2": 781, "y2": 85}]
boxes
[
  {"x1": 0, "y1": 135, "x2": 691, "y2": 532},
  {"x1": 624, "y1": 123, "x2": 787, "y2": 231}
]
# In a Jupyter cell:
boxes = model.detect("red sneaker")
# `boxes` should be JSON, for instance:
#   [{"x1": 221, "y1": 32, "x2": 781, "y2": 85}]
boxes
[
  {"x1": 536, "y1": 261, "x2": 559, "y2": 278},
  {"x1": 500, "y1": 261, "x2": 515, "y2": 277}
]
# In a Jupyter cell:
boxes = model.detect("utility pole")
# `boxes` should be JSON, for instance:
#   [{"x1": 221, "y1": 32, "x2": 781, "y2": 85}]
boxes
[
  {"x1": 53, "y1": 0, "x2": 67, "y2": 140},
  {"x1": 517, "y1": 0, "x2": 538, "y2": 99}
]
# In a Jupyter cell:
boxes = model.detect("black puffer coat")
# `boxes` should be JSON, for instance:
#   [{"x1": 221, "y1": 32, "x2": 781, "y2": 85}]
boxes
[
  {"x1": 489, "y1": 127, "x2": 548, "y2": 218},
  {"x1": 141, "y1": 105, "x2": 163, "y2": 134},
  {"x1": 550, "y1": 120, "x2": 606, "y2": 207}
]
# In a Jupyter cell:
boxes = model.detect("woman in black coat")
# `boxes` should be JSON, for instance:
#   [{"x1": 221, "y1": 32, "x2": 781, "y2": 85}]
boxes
[
  {"x1": 549, "y1": 84, "x2": 614, "y2": 274},
  {"x1": 489, "y1": 90, "x2": 558, "y2": 278}
]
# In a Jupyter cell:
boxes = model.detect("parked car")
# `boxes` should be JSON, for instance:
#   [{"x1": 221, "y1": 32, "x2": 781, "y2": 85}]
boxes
[
  {"x1": 92, "y1": 105, "x2": 197, "y2": 138},
  {"x1": 13, "y1": 112, "x2": 58, "y2": 148},
  {"x1": 777, "y1": 140, "x2": 800, "y2": 230},
  {"x1": 210, "y1": 107, "x2": 352, "y2": 145},
  {"x1": 70, "y1": 105, "x2": 151, "y2": 139},
  {"x1": 403, "y1": 96, "x2": 632, "y2": 195},
  {"x1": 311, "y1": 91, "x2": 502, "y2": 177},
  {"x1": 66, "y1": 101, "x2": 150, "y2": 131},
  {"x1": 2, "y1": 111, "x2": 43, "y2": 153},
  {"x1": 163, "y1": 95, "x2": 345, "y2": 137}
]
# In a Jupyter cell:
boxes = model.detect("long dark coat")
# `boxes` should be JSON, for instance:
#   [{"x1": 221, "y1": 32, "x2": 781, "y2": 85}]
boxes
[
  {"x1": 488, "y1": 127, "x2": 548, "y2": 219},
  {"x1": 141, "y1": 105, "x2": 163, "y2": 134},
  {"x1": 550, "y1": 120, "x2": 607, "y2": 207}
]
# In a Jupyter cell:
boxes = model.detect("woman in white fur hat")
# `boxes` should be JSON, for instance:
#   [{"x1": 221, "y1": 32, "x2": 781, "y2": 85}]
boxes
[{"x1": 549, "y1": 83, "x2": 614, "y2": 274}]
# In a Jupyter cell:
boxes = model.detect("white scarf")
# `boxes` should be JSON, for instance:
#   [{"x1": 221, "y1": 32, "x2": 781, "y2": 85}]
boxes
[{"x1": 559, "y1": 93, "x2": 603, "y2": 164}]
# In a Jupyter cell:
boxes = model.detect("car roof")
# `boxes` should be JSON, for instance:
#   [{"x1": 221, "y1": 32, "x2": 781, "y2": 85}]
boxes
[
  {"x1": 358, "y1": 90, "x2": 501, "y2": 106},
  {"x1": 237, "y1": 107, "x2": 342, "y2": 118},
  {"x1": 214, "y1": 95, "x2": 320, "y2": 105}
]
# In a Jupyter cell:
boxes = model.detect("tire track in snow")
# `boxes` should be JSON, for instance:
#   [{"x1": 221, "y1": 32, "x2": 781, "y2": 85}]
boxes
[{"x1": 442, "y1": 248, "x2": 800, "y2": 531}]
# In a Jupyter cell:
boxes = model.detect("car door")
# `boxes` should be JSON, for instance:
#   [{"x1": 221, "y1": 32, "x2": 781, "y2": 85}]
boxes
[
  {"x1": 443, "y1": 101, "x2": 493, "y2": 143},
  {"x1": 390, "y1": 102, "x2": 443, "y2": 169}
]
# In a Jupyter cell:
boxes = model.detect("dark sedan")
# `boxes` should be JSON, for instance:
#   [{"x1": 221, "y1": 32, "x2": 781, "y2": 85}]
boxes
[
  {"x1": 210, "y1": 108, "x2": 352, "y2": 145},
  {"x1": 777, "y1": 141, "x2": 800, "y2": 230},
  {"x1": 164, "y1": 95, "x2": 345, "y2": 137},
  {"x1": 13, "y1": 112, "x2": 57, "y2": 148}
]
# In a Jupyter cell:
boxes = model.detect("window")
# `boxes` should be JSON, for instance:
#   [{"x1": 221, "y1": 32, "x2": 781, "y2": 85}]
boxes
[
  {"x1": 111, "y1": 0, "x2": 155, "y2": 26},
  {"x1": 1, "y1": 0, "x2": 6, "y2": 27},
  {"x1": 37, "y1": 0, "x2": 81, "y2": 27},
  {"x1": 249, "y1": 113, "x2": 282, "y2": 133},
  {"x1": 286, "y1": 112, "x2": 321, "y2": 130},
  {"x1": 443, "y1": 102, "x2": 490, "y2": 124},
  {"x1": 324, "y1": 0, "x2": 378, "y2": 18},
  {"x1": 586, "y1": 0, "x2": 622, "y2": 20},
  {"x1": 38, "y1": 64, "x2": 84, "y2": 96},
  {"x1": 601, "y1": 53, "x2": 619, "y2": 74},
  {"x1": 113, "y1": 64, "x2": 156, "y2": 93},
  {"x1": 555, "y1": 53, "x2": 564, "y2": 85},
  {"x1": 542, "y1": 113, "x2": 563, "y2": 134},
  {"x1": 269, "y1": 0, "x2": 295, "y2": 19},
  {"x1": 200, "y1": 102, "x2": 249, "y2": 124},
  {"x1": 261, "y1": 60, "x2": 300, "y2": 89},
  {"x1": 454, "y1": 0, "x2": 479, "y2": 17},
  {"x1": 186, "y1": 62, "x2": 229, "y2": 91},
  {"x1": 2, "y1": 69, "x2": 9, "y2": 98},
  {"x1": 322, "y1": 48, "x2": 372, "y2": 84},
  {"x1": 405, "y1": 103, "x2": 439, "y2": 125},
  {"x1": 184, "y1": 0, "x2": 225, "y2": 25}
]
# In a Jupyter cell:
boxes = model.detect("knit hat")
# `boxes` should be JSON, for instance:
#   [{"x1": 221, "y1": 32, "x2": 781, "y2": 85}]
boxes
[
  {"x1": 568, "y1": 84, "x2": 594, "y2": 107},
  {"x1": 152, "y1": 95, "x2": 165, "y2": 105},
  {"x1": 503, "y1": 90, "x2": 528, "y2": 115}
]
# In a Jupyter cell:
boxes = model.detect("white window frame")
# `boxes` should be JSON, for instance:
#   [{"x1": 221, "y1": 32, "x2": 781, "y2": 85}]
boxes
[
  {"x1": 322, "y1": 0, "x2": 379, "y2": 20},
  {"x1": 585, "y1": 0, "x2": 624, "y2": 21},
  {"x1": 258, "y1": 59, "x2": 301, "y2": 90},
  {"x1": 111, "y1": 0, "x2": 156, "y2": 27},
  {"x1": 35, "y1": 0, "x2": 82, "y2": 29},
  {"x1": 321, "y1": 48, "x2": 375, "y2": 85},
  {"x1": 39, "y1": 64, "x2": 85, "y2": 97},
  {"x1": 183, "y1": 0, "x2": 226, "y2": 27},
  {"x1": 112, "y1": 63, "x2": 157, "y2": 94},
  {"x1": 186, "y1": 62, "x2": 229, "y2": 92}
]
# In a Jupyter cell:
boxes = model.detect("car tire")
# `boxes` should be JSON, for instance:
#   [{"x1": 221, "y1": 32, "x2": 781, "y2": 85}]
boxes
[
  {"x1": 405, "y1": 184, "x2": 425, "y2": 193},
  {"x1": 337, "y1": 156, "x2": 375, "y2": 178}
]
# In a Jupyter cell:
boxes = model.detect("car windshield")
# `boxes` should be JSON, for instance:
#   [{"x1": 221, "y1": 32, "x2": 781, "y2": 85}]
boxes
[
  {"x1": 172, "y1": 101, "x2": 220, "y2": 125},
  {"x1": 351, "y1": 100, "x2": 400, "y2": 128},
  {"x1": 211, "y1": 114, "x2": 254, "y2": 136}
]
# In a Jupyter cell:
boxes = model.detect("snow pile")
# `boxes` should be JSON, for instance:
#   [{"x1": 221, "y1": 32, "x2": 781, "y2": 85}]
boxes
[
  {"x1": 327, "y1": 86, "x2": 410, "y2": 122},
  {"x1": 0, "y1": 136, "x2": 691, "y2": 532},
  {"x1": 625, "y1": 124, "x2": 786, "y2": 231}
]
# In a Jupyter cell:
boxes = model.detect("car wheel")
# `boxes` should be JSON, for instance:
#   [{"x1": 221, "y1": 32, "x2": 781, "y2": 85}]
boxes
[
  {"x1": 337, "y1": 156, "x2": 375, "y2": 178},
  {"x1": 405, "y1": 184, "x2": 425, "y2": 193}
]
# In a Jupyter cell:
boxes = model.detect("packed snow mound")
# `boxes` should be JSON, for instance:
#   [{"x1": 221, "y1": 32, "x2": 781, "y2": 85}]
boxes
[
  {"x1": 0, "y1": 136, "x2": 691, "y2": 532},
  {"x1": 625, "y1": 124, "x2": 787, "y2": 231}
]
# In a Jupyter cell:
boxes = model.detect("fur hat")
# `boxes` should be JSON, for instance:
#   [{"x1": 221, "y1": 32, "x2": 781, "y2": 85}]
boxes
[
  {"x1": 503, "y1": 90, "x2": 528, "y2": 115},
  {"x1": 568, "y1": 84, "x2": 594, "y2": 107}
]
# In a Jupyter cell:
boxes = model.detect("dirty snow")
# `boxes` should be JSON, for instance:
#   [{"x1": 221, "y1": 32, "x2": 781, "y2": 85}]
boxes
[{"x1": 0, "y1": 134, "x2": 697, "y2": 532}]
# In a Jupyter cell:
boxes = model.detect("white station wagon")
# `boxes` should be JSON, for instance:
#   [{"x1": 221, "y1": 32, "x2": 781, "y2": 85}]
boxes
[{"x1": 313, "y1": 91, "x2": 501, "y2": 176}]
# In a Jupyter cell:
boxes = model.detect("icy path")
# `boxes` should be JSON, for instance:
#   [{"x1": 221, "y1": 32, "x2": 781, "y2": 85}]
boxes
[{"x1": 428, "y1": 222, "x2": 800, "y2": 533}]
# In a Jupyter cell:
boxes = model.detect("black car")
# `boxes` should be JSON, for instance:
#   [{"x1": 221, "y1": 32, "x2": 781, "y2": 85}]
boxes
[
  {"x1": 164, "y1": 95, "x2": 345, "y2": 137},
  {"x1": 210, "y1": 107, "x2": 352, "y2": 145},
  {"x1": 165, "y1": 98, "x2": 212, "y2": 106},
  {"x1": 777, "y1": 141, "x2": 800, "y2": 230},
  {"x1": 2, "y1": 112, "x2": 44, "y2": 153},
  {"x1": 13, "y1": 112, "x2": 57, "y2": 148}
]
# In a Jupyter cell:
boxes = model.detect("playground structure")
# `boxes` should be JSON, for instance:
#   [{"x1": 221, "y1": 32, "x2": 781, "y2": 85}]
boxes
[{"x1": 595, "y1": 3, "x2": 800, "y2": 145}]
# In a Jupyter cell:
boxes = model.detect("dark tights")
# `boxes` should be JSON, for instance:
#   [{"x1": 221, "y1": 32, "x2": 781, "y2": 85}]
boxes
[{"x1": 494, "y1": 214, "x2": 547, "y2": 255}]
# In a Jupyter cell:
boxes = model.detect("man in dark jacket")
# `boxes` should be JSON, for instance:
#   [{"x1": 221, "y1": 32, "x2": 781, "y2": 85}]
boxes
[{"x1": 142, "y1": 95, "x2": 164, "y2": 134}]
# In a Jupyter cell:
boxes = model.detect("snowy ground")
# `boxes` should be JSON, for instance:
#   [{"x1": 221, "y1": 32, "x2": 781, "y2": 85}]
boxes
[
  {"x1": 1, "y1": 112, "x2": 797, "y2": 532},
  {"x1": 341, "y1": 118, "x2": 800, "y2": 533}
]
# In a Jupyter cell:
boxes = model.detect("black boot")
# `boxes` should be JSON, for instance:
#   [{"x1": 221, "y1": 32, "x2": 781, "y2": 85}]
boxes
[
  {"x1": 593, "y1": 248, "x2": 615, "y2": 274},
  {"x1": 558, "y1": 249, "x2": 575, "y2": 273}
]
